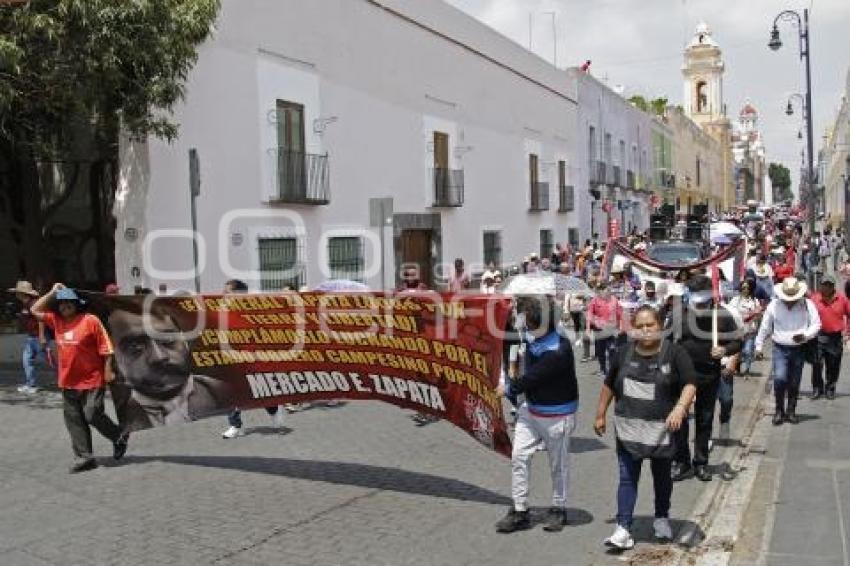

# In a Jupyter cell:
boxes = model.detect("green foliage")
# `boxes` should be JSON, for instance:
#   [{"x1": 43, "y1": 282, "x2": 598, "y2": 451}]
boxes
[
  {"x1": 0, "y1": 0, "x2": 220, "y2": 155},
  {"x1": 649, "y1": 97, "x2": 668, "y2": 116},
  {"x1": 769, "y1": 163, "x2": 794, "y2": 202},
  {"x1": 628, "y1": 95, "x2": 648, "y2": 112},
  {"x1": 768, "y1": 162, "x2": 793, "y2": 202}
]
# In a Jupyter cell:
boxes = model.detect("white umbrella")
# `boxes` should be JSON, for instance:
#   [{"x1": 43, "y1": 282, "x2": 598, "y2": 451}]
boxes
[{"x1": 710, "y1": 221, "x2": 744, "y2": 239}]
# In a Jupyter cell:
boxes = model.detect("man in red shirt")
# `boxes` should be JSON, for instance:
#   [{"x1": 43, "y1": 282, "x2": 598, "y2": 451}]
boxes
[
  {"x1": 810, "y1": 275, "x2": 850, "y2": 400},
  {"x1": 31, "y1": 284, "x2": 128, "y2": 472},
  {"x1": 774, "y1": 258, "x2": 795, "y2": 284}
]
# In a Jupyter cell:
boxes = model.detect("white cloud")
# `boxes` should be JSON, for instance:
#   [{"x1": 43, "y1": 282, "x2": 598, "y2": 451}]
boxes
[{"x1": 446, "y1": 0, "x2": 850, "y2": 192}]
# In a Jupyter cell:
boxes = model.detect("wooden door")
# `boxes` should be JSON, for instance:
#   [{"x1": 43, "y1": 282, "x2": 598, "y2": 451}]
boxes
[{"x1": 400, "y1": 229, "x2": 433, "y2": 288}]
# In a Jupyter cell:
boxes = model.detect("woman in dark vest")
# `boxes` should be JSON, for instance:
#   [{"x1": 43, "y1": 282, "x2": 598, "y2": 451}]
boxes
[{"x1": 593, "y1": 305, "x2": 697, "y2": 550}]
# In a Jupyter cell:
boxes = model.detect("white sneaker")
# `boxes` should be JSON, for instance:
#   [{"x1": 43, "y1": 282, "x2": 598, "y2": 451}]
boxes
[
  {"x1": 325, "y1": 400, "x2": 340, "y2": 407},
  {"x1": 18, "y1": 385, "x2": 38, "y2": 394},
  {"x1": 604, "y1": 525, "x2": 635, "y2": 550},
  {"x1": 284, "y1": 403, "x2": 302, "y2": 413},
  {"x1": 653, "y1": 518, "x2": 673, "y2": 541},
  {"x1": 270, "y1": 409, "x2": 285, "y2": 429},
  {"x1": 221, "y1": 426, "x2": 243, "y2": 439}
]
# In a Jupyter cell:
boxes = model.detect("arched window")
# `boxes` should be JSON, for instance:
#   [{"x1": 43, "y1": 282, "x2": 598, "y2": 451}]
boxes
[{"x1": 696, "y1": 81, "x2": 708, "y2": 112}]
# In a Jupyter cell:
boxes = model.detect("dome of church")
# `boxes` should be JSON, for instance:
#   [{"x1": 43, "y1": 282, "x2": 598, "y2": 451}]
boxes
[
  {"x1": 740, "y1": 100, "x2": 758, "y2": 117},
  {"x1": 688, "y1": 22, "x2": 719, "y2": 48}
]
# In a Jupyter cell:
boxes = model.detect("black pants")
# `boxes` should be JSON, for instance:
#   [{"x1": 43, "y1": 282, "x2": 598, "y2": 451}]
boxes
[
  {"x1": 62, "y1": 388, "x2": 121, "y2": 461},
  {"x1": 675, "y1": 377, "x2": 719, "y2": 467},
  {"x1": 812, "y1": 332, "x2": 843, "y2": 393}
]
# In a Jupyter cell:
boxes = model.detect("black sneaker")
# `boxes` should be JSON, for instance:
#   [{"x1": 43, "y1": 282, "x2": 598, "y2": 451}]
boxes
[
  {"x1": 671, "y1": 462, "x2": 694, "y2": 482},
  {"x1": 495, "y1": 509, "x2": 531, "y2": 533},
  {"x1": 826, "y1": 387, "x2": 836, "y2": 400},
  {"x1": 695, "y1": 465, "x2": 712, "y2": 482},
  {"x1": 542, "y1": 507, "x2": 568, "y2": 532},
  {"x1": 811, "y1": 389, "x2": 824, "y2": 400},
  {"x1": 113, "y1": 432, "x2": 130, "y2": 461},
  {"x1": 69, "y1": 459, "x2": 98, "y2": 474}
]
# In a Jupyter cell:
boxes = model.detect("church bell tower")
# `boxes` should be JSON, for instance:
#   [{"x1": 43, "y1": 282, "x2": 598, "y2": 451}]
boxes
[{"x1": 682, "y1": 22, "x2": 725, "y2": 126}]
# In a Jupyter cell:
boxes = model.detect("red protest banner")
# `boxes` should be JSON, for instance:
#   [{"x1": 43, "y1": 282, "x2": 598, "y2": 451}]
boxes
[{"x1": 90, "y1": 292, "x2": 513, "y2": 456}]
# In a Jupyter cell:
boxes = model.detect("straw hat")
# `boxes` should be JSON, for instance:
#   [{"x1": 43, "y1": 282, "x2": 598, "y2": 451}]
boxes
[
  {"x1": 754, "y1": 264, "x2": 771, "y2": 278},
  {"x1": 774, "y1": 277, "x2": 807, "y2": 302},
  {"x1": 7, "y1": 281, "x2": 38, "y2": 297}
]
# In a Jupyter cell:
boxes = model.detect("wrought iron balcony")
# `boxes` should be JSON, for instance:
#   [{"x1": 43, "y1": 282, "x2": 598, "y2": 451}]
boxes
[
  {"x1": 558, "y1": 185, "x2": 575, "y2": 212},
  {"x1": 432, "y1": 168, "x2": 465, "y2": 207},
  {"x1": 589, "y1": 160, "x2": 607, "y2": 184},
  {"x1": 608, "y1": 165, "x2": 621, "y2": 187},
  {"x1": 626, "y1": 170, "x2": 635, "y2": 190},
  {"x1": 529, "y1": 182, "x2": 550, "y2": 211},
  {"x1": 270, "y1": 149, "x2": 330, "y2": 205}
]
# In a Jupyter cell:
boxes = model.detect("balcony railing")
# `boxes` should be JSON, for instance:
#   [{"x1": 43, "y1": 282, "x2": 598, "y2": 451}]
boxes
[
  {"x1": 270, "y1": 148, "x2": 330, "y2": 205},
  {"x1": 626, "y1": 170, "x2": 635, "y2": 190},
  {"x1": 612, "y1": 165, "x2": 622, "y2": 187},
  {"x1": 432, "y1": 168, "x2": 465, "y2": 207},
  {"x1": 529, "y1": 181, "x2": 550, "y2": 211},
  {"x1": 558, "y1": 185, "x2": 575, "y2": 212},
  {"x1": 589, "y1": 160, "x2": 607, "y2": 184},
  {"x1": 605, "y1": 165, "x2": 620, "y2": 187}
]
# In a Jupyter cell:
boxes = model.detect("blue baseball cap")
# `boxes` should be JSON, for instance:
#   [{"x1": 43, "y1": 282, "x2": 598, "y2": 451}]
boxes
[{"x1": 55, "y1": 288, "x2": 84, "y2": 303}]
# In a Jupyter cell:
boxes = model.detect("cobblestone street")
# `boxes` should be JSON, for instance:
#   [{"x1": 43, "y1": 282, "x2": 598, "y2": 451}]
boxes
[{"x1": 0, "y1": 334, "x2": 763, "y2": 566}]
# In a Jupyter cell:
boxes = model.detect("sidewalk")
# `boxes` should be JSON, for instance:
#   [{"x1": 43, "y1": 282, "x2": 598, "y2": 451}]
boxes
[{"x1": 732, "y1": 350, "x2": 850, "y2": 566}]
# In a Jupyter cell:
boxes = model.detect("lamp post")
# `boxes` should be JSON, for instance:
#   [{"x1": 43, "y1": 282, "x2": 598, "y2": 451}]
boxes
[{"x1": 769, "y1": 8, "x2": 815, "y2": 234}]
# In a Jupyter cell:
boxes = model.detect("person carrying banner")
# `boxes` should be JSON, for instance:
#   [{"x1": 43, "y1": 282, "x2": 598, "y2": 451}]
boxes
[
  {"x1": 809, "y1": 275, "x2": 850, "y2": 400},
  {"x1": 671, "y1": 275, "x2": 741, "y2": 482},
  {"x1": 755, "y1": 277, "x2": 821, "y2": 425},
  {"x1": 495, "y1": 295, "x2": 579, "y2": 534},
  {"x1": 30, "y1": 284, "x2": 128, "y2": 473},
  {"x1": 594, "y1": 305, "x2": 697, "y2": 550},
  {"x1": 220, "y1": 279, "x2": 284, "y2": 438}
]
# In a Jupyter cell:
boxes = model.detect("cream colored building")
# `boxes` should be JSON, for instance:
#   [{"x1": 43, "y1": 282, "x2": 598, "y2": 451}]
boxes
[
  {"x1": 681, "y1": 23, "x2": 735, "y2": 209},
  {"x1": 665, "y1": 107, "x2": 726, "y2": 215},
  {"x1": 819, "y1": 69, "x2": 850, "y2": 232}
]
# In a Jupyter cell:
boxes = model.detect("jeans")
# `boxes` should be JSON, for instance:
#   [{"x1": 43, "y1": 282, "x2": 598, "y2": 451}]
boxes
[
  {"x1": 772, "y1": 343, "x2": 806, "y2": 397},
  {"x1": 22, "y1": 336, "x2": 47, "y2": 387},
  {"x1": 594, "y1": 335, "x2": 616, "y2": 375},
  {"x1": 740, "y1": 334, "x2": 756, "y2": 373},
  {"x1": 811, "y1": 333, "x2": 843, "y2": 393},
  {"x1": 616, "y1": 448, "x2": 672, "y2": 530},
  {"x1": 675, "y1": 376, "x2": 719, "y2": 467},
  {"x1": 62, "y1": 388, "x2": 121, "y2": 462},
  {"x1": 717, "y1": 374, "x2": 733, "y2": 424},
  {"x1": 228, "y1": 406, "x2": 279, "y2": 428}
]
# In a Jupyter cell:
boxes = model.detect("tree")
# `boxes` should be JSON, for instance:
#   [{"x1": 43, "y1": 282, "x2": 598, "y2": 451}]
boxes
[
  {"x1": 768, "y1": 162, "x2": 793, "y2": 203},
  {"x1": 649, "y1": 97, "x2": 668, "y2": 116},
  {"x1": 628, "y1": 95, "x2": 649, "y2": 112},
  {"x1": 0, "y1": 0, "x2": 219, "y2": 287}
]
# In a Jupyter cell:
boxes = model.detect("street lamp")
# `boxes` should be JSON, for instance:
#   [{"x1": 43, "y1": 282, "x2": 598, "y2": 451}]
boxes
[{"x1": 768, "y1": 9, "x2": 815, "y2": 234}]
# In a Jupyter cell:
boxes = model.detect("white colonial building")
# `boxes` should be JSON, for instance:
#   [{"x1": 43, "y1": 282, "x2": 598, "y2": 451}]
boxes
[
  {"x1": 115, "y1": 0, "x2": 582, "y2": 292},
  {"x1": 819, "y1": 69, "x2": 850, "y2": 232},
  {"x1": 566, "y1": 69, "x2": 666, "y2": 239}
]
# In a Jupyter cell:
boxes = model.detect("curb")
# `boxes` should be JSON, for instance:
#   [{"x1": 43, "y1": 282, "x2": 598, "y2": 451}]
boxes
[{"x1": 670, "y1": 370, "x2": 771, "y2": 565}]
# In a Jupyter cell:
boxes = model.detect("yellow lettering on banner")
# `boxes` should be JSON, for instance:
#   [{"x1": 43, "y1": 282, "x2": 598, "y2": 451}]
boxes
[
  {"x1": 473, "y1": 352, "x2": 488, "y2": 374},
  {"x1": 431, "y1": 341, "x2": 472, "y2": 366},
  {"x1": 431, "y1": 361, "x2": 499, "y2": 412},
  {"x1": 324, "y1": 350, "x2": 430, "y2": 375}
]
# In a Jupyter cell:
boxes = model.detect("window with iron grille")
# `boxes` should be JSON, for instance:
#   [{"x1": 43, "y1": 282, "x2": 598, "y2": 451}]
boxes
[
  {"x1": 258, "y1": 237, "x2": 304, "y2": 290},
  {"x1": 540, "y1": 229, "x2": 554, "y2": 259},
  {"x1": 568, "y1": 228, "x2": 579, "y2": 248},
  {"x1": 328, "y1": 237, "x2": 365, "y2": 282},
  {"x1": 483, "y1": 231, "x2": 502, "y2": 269}
]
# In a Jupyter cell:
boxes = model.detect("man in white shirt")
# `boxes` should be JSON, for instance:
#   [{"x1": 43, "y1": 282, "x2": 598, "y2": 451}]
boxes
[{"x1": 755, "y1": 277, "x2": 821, "y2": 425}]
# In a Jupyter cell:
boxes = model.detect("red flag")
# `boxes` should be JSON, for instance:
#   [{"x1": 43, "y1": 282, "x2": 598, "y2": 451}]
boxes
[{"x1": 710, "y1": 261, "x2": 721, "y2": 303}]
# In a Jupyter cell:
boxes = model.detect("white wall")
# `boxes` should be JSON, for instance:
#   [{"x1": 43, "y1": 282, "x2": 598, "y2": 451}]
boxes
[{"x1": 117, "y1": 0, "x2": 579, "y2": 292}]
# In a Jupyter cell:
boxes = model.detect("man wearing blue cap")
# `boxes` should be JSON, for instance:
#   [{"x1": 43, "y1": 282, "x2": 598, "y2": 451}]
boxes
[{"x1": 30, "y1": 283, "x2": 128, "y2": 472}]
